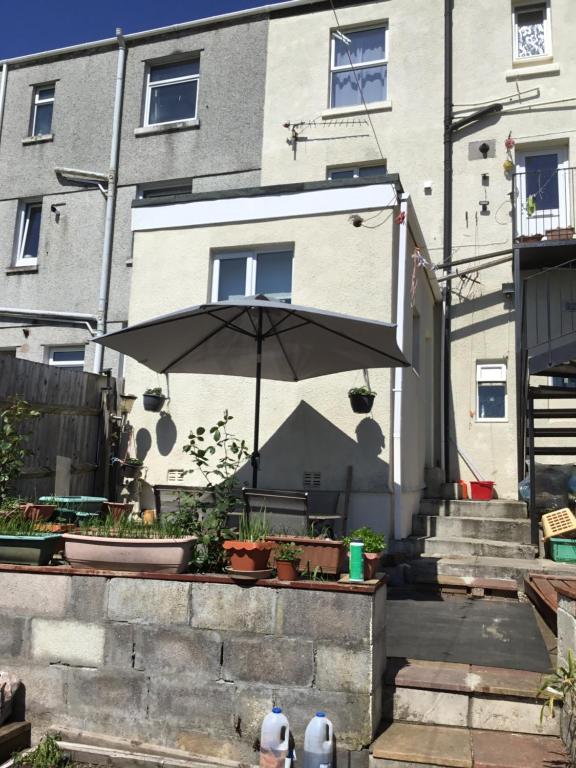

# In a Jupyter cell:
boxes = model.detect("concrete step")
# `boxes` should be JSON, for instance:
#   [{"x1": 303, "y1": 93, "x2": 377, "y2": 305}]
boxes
[
  {"x1": 370, "y1": 723, "x2": 570, "y2": 768},
  {"x1": 413, "y1": 514, "x2": 532, "y2": 544},
  {"x1": 418, "y1": 536, "x2": 538, "y2": 560},
  {"x1": 408, "y1": 555, "x2": 576, "y2": 589},
  {"x1": 383, "y1": 659, "x2": 558, "y2": 737},
  {"x1": 420, "y1": 499, "x2": 528, "y2": 520}
]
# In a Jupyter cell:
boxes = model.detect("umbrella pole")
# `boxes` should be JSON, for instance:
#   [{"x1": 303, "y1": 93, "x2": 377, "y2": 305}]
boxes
[{"x1": 251, "y1": 307, "x2": 263, "y2": 488}]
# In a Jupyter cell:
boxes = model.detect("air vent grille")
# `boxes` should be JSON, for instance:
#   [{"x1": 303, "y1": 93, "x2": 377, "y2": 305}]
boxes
[
  {"x1": 167, "y1": 469, "x2": 185, "y2": 483},
  {"x1": 303, "y1": 471, "x2": 321, "y2": 489}
]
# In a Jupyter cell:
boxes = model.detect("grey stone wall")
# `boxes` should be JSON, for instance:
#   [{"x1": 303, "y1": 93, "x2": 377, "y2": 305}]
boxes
[{"x1": 0, "y1": 572, "x2": 386, "y2": 761}]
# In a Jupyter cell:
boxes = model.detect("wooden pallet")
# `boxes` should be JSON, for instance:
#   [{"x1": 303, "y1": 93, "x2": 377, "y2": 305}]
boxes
[{"x1": 524, "y1": 573, "x2": 576, "y2": 632}]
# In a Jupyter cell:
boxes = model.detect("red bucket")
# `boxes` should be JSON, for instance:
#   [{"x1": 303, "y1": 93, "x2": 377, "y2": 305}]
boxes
[{"x1": 470, "y1": 481, "x2": 495, "y2": 501}]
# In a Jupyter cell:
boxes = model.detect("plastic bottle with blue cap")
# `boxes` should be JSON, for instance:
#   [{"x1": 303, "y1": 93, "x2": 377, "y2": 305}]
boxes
[
  {"x1": 260, "y1": 707, "x2": 291, "y2": 768},
  {"x1": 303, "y1": 712, "x2": 334, "y2": 768}
]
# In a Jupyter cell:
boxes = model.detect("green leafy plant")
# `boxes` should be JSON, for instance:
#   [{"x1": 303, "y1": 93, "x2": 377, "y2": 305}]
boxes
[
  {"x1": 537, "y1": 649, "x2": 576, "y2": 721},
  {"x1": 348, "y1": 386, "x2": 376, "y2": 396},
  {"x1": 0, "y1": 511, "x2": 48, "y2": 537},
  {"x1": 0, "y1": 399, "x2": 40, "y2": 507},
  {"x1": 238, "y1": 513, "x2": 269, "y2": 542},
  {"x1": 177, "y1": 410, "x2": 250, "y2": 572},
  {"x1": 124, "y1": 457, "x2": 144, "y2": 466},
  {"x1": 144, "y1": 387, "x2": 164, "y2": 396},
  {"x1": 13, "y1": 733, "x2": 69, "y2": 768},
  {"x1": 343, "y1": 526, "x2": 386, "y2": 553},
  {"x1": 275, "y1": 541, "x2": 302, "y2": 562},
  {"x1": 77, "y1": 514, "x2": 189, "y2": 539}
]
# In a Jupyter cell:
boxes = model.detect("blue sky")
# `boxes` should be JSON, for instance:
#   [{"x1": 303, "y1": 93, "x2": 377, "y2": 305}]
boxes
[{"x1": 1, "y1": 0, "x2": 289, "y2": 60}]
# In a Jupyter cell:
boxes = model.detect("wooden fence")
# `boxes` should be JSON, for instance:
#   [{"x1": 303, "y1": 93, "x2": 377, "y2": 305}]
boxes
[{"x1": 0, "y1": 356, "x2": 112, "y2": 500}]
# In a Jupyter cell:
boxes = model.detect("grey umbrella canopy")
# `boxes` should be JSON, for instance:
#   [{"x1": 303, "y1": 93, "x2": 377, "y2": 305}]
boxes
[{"x1": 94, "y1": 297, "x2": 409, "y2": 486}]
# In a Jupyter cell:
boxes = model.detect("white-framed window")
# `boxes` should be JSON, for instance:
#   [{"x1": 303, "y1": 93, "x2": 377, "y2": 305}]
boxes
[
  {"x1": 212, "y1": 248, "x2": 293, "y2": 303},
  {"x1": 48, "y1": 346, "x2": 85, "y2": 369},
  {"x1": 328, "y1": 163, "x2": 387, "y2": 180},
  {"x1": 513, "y1": 3, "x2": 551, "y2": 61},
  {"x1": 31, "y1": 84, "x2": 55, "y2": 136},
  {"x1": 14, "y1": 201, "x2": 42, "y2": 266},
  {"x1": 330, "y1": 25, "x2": 387, "y2": 109},
  {"x1": 137, "y1": 180, "x2": 193, "y2": 199},
  {"x1": 549, "y1": 376, "x2": 576, "y2": 389},
  {"x1": 145, "y1": 59, "x2": 200, "y2": 127},
  {"x1": 476, "y1": 363, "x2": 507, "y2": 422}
]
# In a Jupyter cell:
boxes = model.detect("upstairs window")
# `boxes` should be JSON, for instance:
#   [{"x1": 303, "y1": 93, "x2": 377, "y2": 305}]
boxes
[
  {"x1": 513, "y1": 3, "x2": 550, "y2": 60},
  {"x1": 145, "y1": 59, "x2": 200, "y2": 126},
  {"x1": 328, "y1": 163, "x2": 387, "y2": 180},
  {"x1": 32, "y1": 84, "x2": 55, "y2": 136},
  {"x1": 212, "y1": 249, "x2": 293, "y2": 303},
  {"x1": 330, "y1": 26, "x2": 387, "y2": 108},
  {"x1": 15, "y1": 201, "x2": 42, "y2": 266}
]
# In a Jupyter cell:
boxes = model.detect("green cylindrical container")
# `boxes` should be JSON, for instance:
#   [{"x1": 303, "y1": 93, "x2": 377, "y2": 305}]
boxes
[{"x1": 349, "y1": 541, "x2": 365, "y2": 581}]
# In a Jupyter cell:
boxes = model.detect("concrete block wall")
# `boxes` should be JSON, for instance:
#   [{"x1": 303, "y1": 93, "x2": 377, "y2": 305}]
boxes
[
  {"x1": 0, "y1": 571, "x2": 386, "y2": 761},
  {"x1": 556, "y1": 594, "x2": 576, "y2": 764}
]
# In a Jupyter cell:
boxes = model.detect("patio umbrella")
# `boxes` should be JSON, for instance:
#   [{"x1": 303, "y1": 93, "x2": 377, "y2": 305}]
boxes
[{"x1": 94, "y1": 297, "x2": 409, "y2": 486}]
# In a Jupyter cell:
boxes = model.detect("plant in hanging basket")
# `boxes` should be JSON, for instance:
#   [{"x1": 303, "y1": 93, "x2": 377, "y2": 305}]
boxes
[
  {"x1": 274, "y1": 541, "x2": 302, "y2": 581},
  {"x1": 343, "y1": 526, "x2": 386, "y2": 580},
  {"x1": 122, "y1": 457, "x2": 144, "y2": 478},
  {"x1": 143, "y1": 387, "x2": 167, "y2": 412},
  {"x1": 348, "y1": 386, "x2": 377, "y2": 414},
  {"x1": 223, "y1": 514, "x2": 274, "y2": 572}
]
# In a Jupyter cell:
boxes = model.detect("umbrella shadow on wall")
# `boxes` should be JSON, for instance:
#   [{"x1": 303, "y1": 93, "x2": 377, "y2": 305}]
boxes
[
  {"x1": 135, "y1": 412, "x2": 178, "y2": 462},
  {"x1": 246, "y1": 400, "x2": 389, "y2": 492}
]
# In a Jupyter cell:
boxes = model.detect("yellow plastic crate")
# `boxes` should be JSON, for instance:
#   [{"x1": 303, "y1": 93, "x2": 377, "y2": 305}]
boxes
[{"x1": 542, "y1": 508, "x2": 576, "y2": 540}]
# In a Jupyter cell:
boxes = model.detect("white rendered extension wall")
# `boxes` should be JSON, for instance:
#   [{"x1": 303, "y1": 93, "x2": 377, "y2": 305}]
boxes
[{"x1": 126, "y1": 183, "x2": 439, "y2": 540}]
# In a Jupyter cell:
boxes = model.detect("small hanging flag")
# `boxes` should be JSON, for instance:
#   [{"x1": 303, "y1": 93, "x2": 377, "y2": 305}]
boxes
[{"x1": 527, "y1": 195, "x2": 537, "y2": 217}]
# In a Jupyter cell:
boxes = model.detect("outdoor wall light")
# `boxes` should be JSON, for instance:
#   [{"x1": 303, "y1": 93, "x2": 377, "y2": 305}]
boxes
[
  {"x1": 349, "y1": 214, "x2": 364, "y2": 228},
  {"x1": 479, "y1": 142, "x2": 490, "y2": 159}
]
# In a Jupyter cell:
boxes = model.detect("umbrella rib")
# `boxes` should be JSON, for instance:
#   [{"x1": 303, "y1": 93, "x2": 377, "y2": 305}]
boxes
[
  {"x1": 159, "y1": 307, "x2": 251, "y2": 373},
  {"x1": 261, "y1": 310, "x2": 296, "y2": 338},
  {"x1": 290, "y1": 312, "x2": 408, "y2": 367},
  {"x1": 263, "y1": 307, "x2": 300, "y2": 382}
]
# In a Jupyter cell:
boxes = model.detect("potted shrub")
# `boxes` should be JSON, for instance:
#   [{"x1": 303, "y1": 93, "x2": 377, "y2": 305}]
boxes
[
  {"x1": 348, "y1": 386, "x2": 376, "y2": 414},
  {"x1": 143, "y1": 387, "x2": 166, "y2": 412},
  {"x1": 223, "y1": 514, "x2": 274, "y2": 572},
  {"x1": 122, "y1": 457, "x2": 143, "y2": 479},
  {"x1": 274, "y1": 541, "x2": 302, "y2": 581},
  {"x1": 267, "y1": 530, "x2": 345, "y2": 576},
  {"x1": 343, "y1": 526, "x2": 386, "y2": 580},
  {"x1": 63, "y1": 516, "x2": 196, "y2": 573},
  {"x1": 0, "y1": 511, "x2": 62, "y2": 566}
]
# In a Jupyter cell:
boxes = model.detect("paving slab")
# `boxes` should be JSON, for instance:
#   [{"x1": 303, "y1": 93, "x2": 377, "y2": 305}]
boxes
[
  {"x1": 469, "y1": 665, "x2": 545, "y2": 698},
  {"x1": 471, "y1": 729, "x2": 570, "y2": 767},
  {"x1": 371, "y1": 722, "x2": 472, "y2": 767},
  {"x1": 387, "y1": 599, "x2": 551, "y2": 672},
  {"x1": 385, "y1": 658, "x2": 471, "y2": 693}
]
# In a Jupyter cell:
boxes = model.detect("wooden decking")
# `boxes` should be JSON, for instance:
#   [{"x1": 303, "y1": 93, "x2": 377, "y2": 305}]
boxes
[{"x1": 525, "y1": 573, "x2": 576, "y2": 632}]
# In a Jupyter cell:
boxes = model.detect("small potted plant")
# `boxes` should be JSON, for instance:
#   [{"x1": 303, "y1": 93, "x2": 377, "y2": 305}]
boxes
[
  {"x1": 143, "y1": 387, "x2": 166, "y2": 412},
  {"x1": 348, "y1": 386, "x2": 376, "y2": 414},
  {"x1": 122, "y1": 457, "x2": 144, "y2": 479},
  {"x1": 274, "y1": 541, "x2": 302, "y2": 581},
  {"x1": 0, "y1": 511, "x2": 62, "y2": 566},
  {"x1": 103, "y1": 501, "x2": 134, "y2": 521},
  {"x1": 223, "y1": 514, "x2": 274, "y2": 572},
  {"x1": 343, "y1": 526, "x2": 386, "y2": 580}
]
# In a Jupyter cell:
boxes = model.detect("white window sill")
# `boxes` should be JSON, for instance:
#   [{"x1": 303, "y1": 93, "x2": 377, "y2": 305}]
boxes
[
  {"x1": 506, "y1": 62, "x2": 560, "y2": 80},
  {"x1": 6, "y1": 263, "x2": 39, "y2": 274},
  {"x1": 475, "y1": 418, "x2": 509, "y2": 424},
  {"x1": 134, "y1": 119, "x2": 200, "y2": 137},
  {"x1": 22, "y1": 134, "x2": 54, "y2": 145},
  {"x1": 321, "y1": 101, "x2": 392, "y2": 120}
]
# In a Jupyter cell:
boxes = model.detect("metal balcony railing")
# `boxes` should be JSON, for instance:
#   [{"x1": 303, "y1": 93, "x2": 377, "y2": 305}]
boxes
[{"x1": 513, "y1": 165, "x2": 576, "y2": 242}]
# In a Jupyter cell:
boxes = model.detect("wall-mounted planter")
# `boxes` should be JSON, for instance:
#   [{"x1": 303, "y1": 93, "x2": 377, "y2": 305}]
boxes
[
  {"x1": 267, "y1": 535, "x2": 344, "y2": 576},
  {"x1": 0, "y1": 534, "x2": 62, "y2": 566},
  {"x1": 143, "y1": 393, "x2": 166, "y2": 412},
  {"x1": 349, "y1": 393, "x2": 375, "y2": 414},
  {"x1": 63, "y1": 533, "x2": 197, "y2": 573}
]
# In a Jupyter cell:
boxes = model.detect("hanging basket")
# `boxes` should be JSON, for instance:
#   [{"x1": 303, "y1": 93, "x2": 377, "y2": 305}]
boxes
[
  {"x1": 349, "y1": 393, "x2": 375, "y2": 414},
  {"x1": 143, "y1": 393, "x2": 166, "y2": 412}
]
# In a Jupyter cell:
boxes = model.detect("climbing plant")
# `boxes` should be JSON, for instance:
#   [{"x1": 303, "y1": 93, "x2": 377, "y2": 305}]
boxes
[{"x1": 0, "y1": 399, "x2": 40, "y2": 506}]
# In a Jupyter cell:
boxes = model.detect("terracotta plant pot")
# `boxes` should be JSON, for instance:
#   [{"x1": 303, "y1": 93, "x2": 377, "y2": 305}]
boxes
[
  {"x1": 349, "y1": 393, "x2": 375, "y2": 414},
  {"x1": 364, "y1": 551, "x2": 383, "y2": 580},
  {"x1": 276, "y1": 559, "x2": 299, "y2": 581},
  {"x1": 267, "y1": 535, "x2": 344, "y2": 576},
  {"x1": 223, "y1": 540, "x2": 275, "y2": 571},
  {"x1": 63, "y1": 533, "x2": 196, "y2": 573},
  {"x1": 515, "y1": 234, "x2": 543, "y2": 243},
  {"x1": 22, "y1": 504, "x2": 56, "y2": 522},
  {"x1": 545, "y1": 227, "x2": 575, "y2": 241},
  {"x1": 103, "y1": 502, "x2": 134, "y2": 522}
]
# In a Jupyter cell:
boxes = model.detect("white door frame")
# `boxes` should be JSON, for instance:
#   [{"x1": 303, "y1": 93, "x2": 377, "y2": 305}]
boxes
[{"x1": 516, "y1": 147, "x2": 570, "y2": 237}]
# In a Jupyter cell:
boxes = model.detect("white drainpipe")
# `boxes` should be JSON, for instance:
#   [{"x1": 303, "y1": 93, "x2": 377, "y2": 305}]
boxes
[
  {"x1": 392, "y1": 194, "x2": 410, "y2": 542},
  {"x1": 93, "y1": 29, "x2": 126, "y2": 374},
  {"x1": 0, "y1": 64, "x2": 8, "y2": 140}
]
